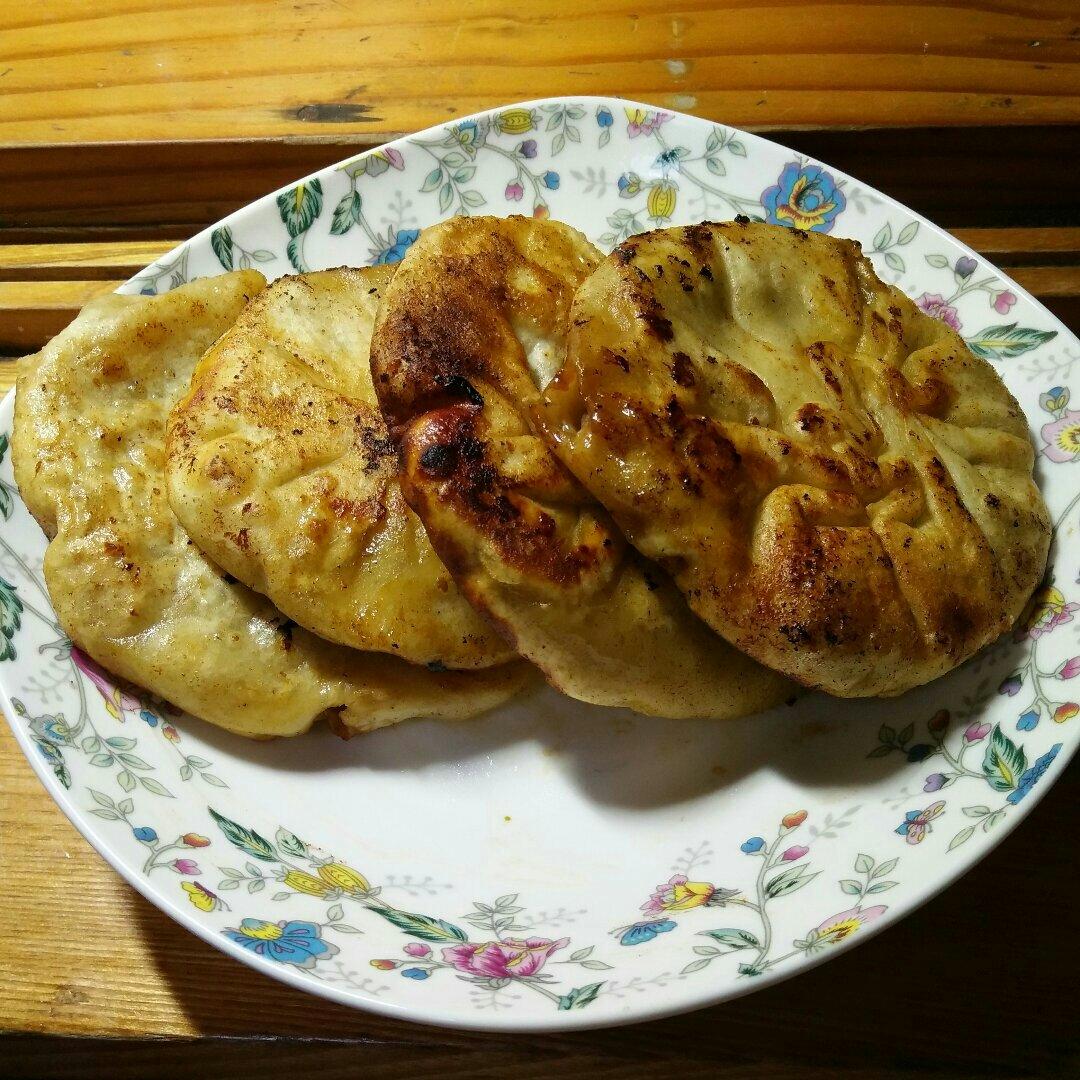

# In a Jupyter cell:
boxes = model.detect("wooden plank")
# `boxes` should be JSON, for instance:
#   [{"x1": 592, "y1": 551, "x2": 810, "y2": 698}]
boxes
[
  {"x1": 4, "y1": 126, "x2": 1079, "y2": 245},
  {"x1": 0, "y1": 279, "x2": 119, "y2": 353},
  {"x1": 3, "y1": 230, "x2": 1077, "y2": 283},
  {"x1": 1, "y1": 715, "x2": 1077, "y2": 1073},
  {"x1": 0, "y1": 1, "x2": 1078, "y2": 144},
  {"x1": 0, "y1": 252, "x2": 1075, "y2": 357},
  {"x1": 0, "y1": 240, "x2": 170, "y2": 280}
]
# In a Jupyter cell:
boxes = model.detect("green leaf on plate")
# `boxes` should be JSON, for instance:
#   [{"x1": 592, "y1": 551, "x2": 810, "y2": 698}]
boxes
[
  {"x1": 897, "y1": 221, "x2": 919, "y2": 245},
  {"x1": 925, "y1": 253, "x2": 950, "y2": 269},
  {"x1": 138, "y1": 776, "x2": 174, "y2": 798},
  {"x1": 366, "y1": 906, "x2": 469, "y2": 943},
  {"x1": 558, "y1": 982, "x2": 604, "y2": 1009},
  {"x1": 699, "y1": 927, "x2": 759, "y2": 950},
  {"x1": 286, "y1": 236, "x2": 305, "y2": 273},
  {"x1": 871, "y1": 857, "x2": 898, "y2": 879},
  {"x1": 873, "y1": 223, "x2": 892, "y2": 250},
  {"x1": 765, "y1": 867, "x2": 819, "y2": 899},
  {"x1": 210, "y1": 226, "x2": 234, "y2": 271},
  {"x1": 209, "y1": 808, "x2": 277, "y2": 861},
  {"x1": 0, "y1": 577, "x2": 23, "y2": 662},
  {"x1": 854, "y1": 853, "x2": 874, "y2": 874},
  {"x1": 948, "y1": 825, "x2": 975, "y2": 851},
  {"x1": 276, "y1": 828, "x2": 308, "y2": 859},
  {"x1": 982, "y1": 724, "x2": 1026, "y2": 792},
  {"x1": 276, "y1": 179, "x2": 323, "y2": 238},
  {"x1": 965, "y1": 323, "x2": 1058, "y2": 361},
  {"x1": 330, "y1": 191, "x2": 361, "y2": 235}
]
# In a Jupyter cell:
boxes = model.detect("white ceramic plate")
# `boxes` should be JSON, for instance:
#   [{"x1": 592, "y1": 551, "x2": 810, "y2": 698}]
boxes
[{"x1": 4, "y1": 98, "x2": 1078, "y2": 1032}]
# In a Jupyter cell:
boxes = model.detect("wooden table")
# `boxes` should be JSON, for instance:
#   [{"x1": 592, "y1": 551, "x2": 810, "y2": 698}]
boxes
[{"x1": 2, "y1": 2, "x2": 1078, "y2": 1075}]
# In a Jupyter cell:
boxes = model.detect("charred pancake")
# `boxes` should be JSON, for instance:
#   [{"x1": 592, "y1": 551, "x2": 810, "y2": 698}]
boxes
[
  {"x1": 166, "y1": 268, "x2": 512, "y2": 669},
  {"x1": 12, "y1": 272, "x2": 533, "y2": 739},
  {"x1": 370, "y1": 216, "x2": 794, "y2": 718},
  {"x1": 539, "y1": 220, "x2": 1050, "y2": 697}
]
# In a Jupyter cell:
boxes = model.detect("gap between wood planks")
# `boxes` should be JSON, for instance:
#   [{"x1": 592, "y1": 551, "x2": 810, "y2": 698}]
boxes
[{"x1": 0, "y1": 231, "x2": 1077, "y2": 363}]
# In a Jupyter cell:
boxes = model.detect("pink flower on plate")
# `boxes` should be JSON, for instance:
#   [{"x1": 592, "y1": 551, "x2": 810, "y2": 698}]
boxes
[
  {"x1": 993, "y1": 290, "x2": 1017, "y2": 315},
  {"x1": 71, "y1": 648, "x2": 141, "y2": 720},
  {"x1": 814, "y1": 905, "x2": 887, "y2": 946},
  {"x1": 172, "y1": 858, "x2": 200, "y2": 875},
  {"x1": 504, "y1": 181, "x2": 524, "y2": 202},
  {"x1": 625, "y1": 106, "x2": 670, "y2": 138},
  {"x1": 780, "y1": 845, "x2": 809, "y2": 862},
  {"x1": 403, "y1": 942, "x2": 431, "y2": 958},
  {"x1": 441, "y1": 936, "x2": 568, "y2": 979},
  {"x1": 964, "y1": 721, "x2": 991, "y2": 743},
  {"x1": 915, "y1": 292, "x2": 961, "y2": 332},
  {"x1": 1060, "y1": 657, "x2": 1080, "y2": 680},
  {"x1": 1018, "y1": 584, "x2": 1080, "y2": 639},
  {"x1": 1040, "y1": 410, "x2": 1080, "y2": 464}
]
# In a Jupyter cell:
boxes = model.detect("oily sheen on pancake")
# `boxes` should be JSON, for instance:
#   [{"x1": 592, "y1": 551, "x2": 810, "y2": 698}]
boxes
[
  {"x1": 12, "y1": 273, "x2": 532, "y2": 739},
  {"x1": 166, "y1": 268, "x2": 512, "y2": 669},
  {"x1": 539, "y1": 220, "x2": 1051, "y2": 697},
  {"x1": 370, "y1": 216, "x2": 794, "y2": 718}
]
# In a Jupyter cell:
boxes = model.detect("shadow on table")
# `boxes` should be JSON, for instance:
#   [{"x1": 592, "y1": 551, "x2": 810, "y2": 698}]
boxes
[
  {"x1": 120, "y1": 758, "x2": 1077, "y2": 1077},
  {"x1": 184, "y1": 631, "x2": 1030, "y2": 811}
]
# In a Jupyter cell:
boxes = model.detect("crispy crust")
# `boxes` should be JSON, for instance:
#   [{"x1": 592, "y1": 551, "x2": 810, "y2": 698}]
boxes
[
  {"x1": 12, "y1": 273, "x2": 534, "y2": 739},
  {"x1": 370, "y1": 216, "x2": 794, "y2": 718},
  {"x1": 539, "y1": 220, "x2": 1051, "y2": 697},
  {"x1": 165, "y1": 268, "x2": 513, "y2": 669}
]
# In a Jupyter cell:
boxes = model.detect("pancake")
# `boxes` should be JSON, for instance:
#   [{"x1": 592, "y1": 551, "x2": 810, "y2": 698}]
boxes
[
  {"x1": 12, "y1": 272, "x2": 533, "y2": 739},
  {"x1": 538, "y1": 220, "x2": 1050, "y2": 697},
  {"x1": 370, "y1": 216, "x2": 794, "y2": 719},
  {"x1": 166, "y1": 268, "x2": 512, "y2": 669}
]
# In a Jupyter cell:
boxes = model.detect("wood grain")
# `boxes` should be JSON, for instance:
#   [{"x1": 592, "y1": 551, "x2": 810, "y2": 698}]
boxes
[
  {"x1": 0, "y1": 0, "x2": 1078, "y2": 146},
  {"x1": 1, "y1": 227, "x2": 1076, "y2": 357},
  {"x1": 1, "y1": 715, "x2": 1077, "y2": 1074}
]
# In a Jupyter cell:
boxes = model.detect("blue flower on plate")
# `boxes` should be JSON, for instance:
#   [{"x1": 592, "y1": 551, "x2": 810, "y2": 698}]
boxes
[
  {"x1": 1007, "y1": 743, "x2": 1062, "y2": 805},
  {"x1": 542, "y1": 171, "x2": 560, "y2": 190},
  {"x1": 1017, "y1": 709, "x2": 1039, "y2": 732},
  {"x1": 35, "y1": 739, "x2": 64, "y2": 767},
  {"x1": 596, "y1": 106, "x2": 614, "y2": 128},
  {"x1": 761, "y1": 162, "x2": 846, "y2": 233},
  {"x1": 223, "y1": 919, "x2": 339, "y2": 968},
  {"x1": 616, "y1": 918, "x2": 677, "y2": 946},
  {"x1": 401, "y1": 967, "x2": 431, "y2": 979},
  {"x1": 740, "y1": 836, "x2": 765, "y2": 854},
  {"x1": 133, "y1": 826, "x2": 157, "y2": 842},
  {"x1": 373, "y1": 228, "x2": 420, "y2": 265}
]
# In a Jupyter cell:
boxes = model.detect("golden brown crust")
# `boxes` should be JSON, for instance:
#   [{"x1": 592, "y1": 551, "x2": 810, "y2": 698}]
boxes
[
  {"x1": 539, "y1": 220, "x2": 1051, "y2": 697},
  {"x1": 12, "y1": 273, "x2": 534, "y2": 739},
  {"x1": 165, "y1": 268, "x2": 513, "y2": 669},
  {"x1": 371, "y1": 216, "x2": 795, "y2": 718}
]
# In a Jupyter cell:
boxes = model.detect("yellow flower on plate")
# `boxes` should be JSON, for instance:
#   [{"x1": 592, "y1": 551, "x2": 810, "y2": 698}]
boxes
[
  {"x1": 284, "y1": 869, "x2": 332, "y2": 897},
  {"x1": 181, "y1": 881, "x2": 220, "y2": 912},
  {"x1": 498, "y1": 108, "x2": 536, "y2": 135},
  {"x1": 647, "y1": 182, "x2": 677, "y2": 221},
  {"x1": 237, "y1": 919, "x2": 284, "y2": 940},
  {"x1": 317, "y1": 862, "x2": 370, "y2": 893}
]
